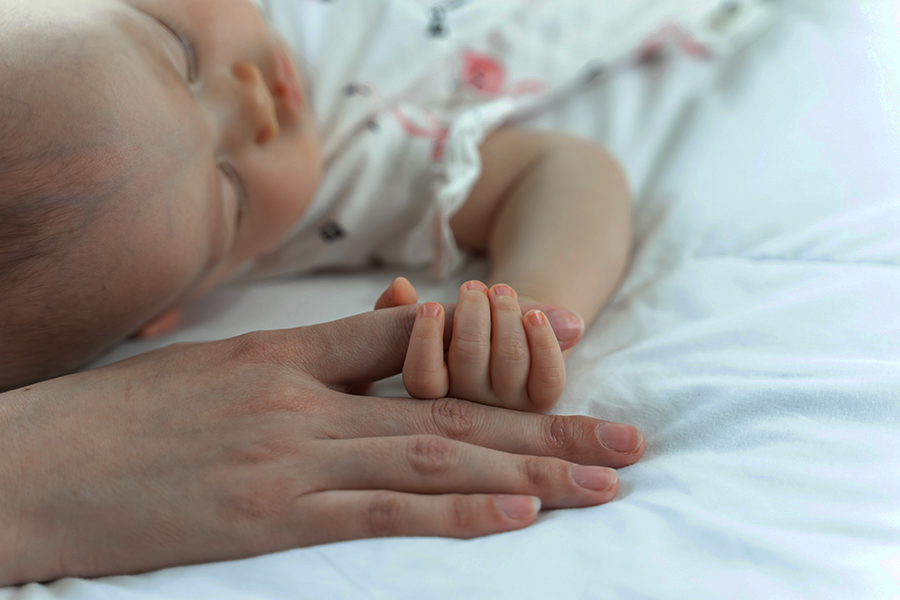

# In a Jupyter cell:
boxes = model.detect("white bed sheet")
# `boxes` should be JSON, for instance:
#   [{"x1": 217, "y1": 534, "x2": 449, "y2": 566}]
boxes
[{"x1": 6, "y1": 0, "x2": 900, "y2": 598}]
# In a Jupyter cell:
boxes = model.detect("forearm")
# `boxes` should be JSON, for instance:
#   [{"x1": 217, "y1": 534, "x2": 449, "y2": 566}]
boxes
[
  {"x1": 0, "y1": 388, "x2": 36, "y2": 586},
  {"x1": 456, "y1": 131, "x2": 632, "y2": 324}
]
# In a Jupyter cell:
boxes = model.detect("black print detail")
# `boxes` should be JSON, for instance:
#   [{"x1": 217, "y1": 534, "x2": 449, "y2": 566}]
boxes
[
  {"x1": 367, "y1": 120, "x2": 381, "y2": 132},
  {"x1": 427, "y1": 2, "x2": 471, "y2": 38},
  {"x1": 428, "y1": 7, "x2": 448, "y2": 37},
  {"x1": 346, "y1": 83, "x2": 361, "y2": 96},
  {"x1": 320, "y1": 221, "x2": 347, "y2": 242}
]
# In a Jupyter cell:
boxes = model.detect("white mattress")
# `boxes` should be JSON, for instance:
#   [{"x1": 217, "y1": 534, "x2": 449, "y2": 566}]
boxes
[{"x1": 7, "y1": 0, "x2": 900, "y2": 597}]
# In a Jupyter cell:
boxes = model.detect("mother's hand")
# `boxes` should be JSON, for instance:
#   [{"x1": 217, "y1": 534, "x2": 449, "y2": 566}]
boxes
[{"x1": 0, "y1": 306, "x2": 644, "y2": 586}]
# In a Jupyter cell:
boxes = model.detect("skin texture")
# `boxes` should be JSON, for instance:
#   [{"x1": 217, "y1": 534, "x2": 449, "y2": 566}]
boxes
[
  {"x1": 1, "y1": 0, "x2": 630, "y2": 390},
  {"x1": 0, "y1": 0, "x2": 322, "y2": 388},
  {"x1": 0, "y1": 307, "x2": 644, "y2": 586},
  {"x1": 0, "y1": 0, "x2": 641, "y2": 583}
]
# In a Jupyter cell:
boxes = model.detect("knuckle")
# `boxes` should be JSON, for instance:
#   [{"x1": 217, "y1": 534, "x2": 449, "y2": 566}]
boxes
[
  {"x1": 227, "y1": 436, "x2": 303, "y2": 466},
  {"x1": 226, "y1": 330, "x2": 316, "y2": 379},
  {"x1": 452, "y1": 327, "x2": 490, "y2": 359},
  {"x1": 448, "y1": 495, "x2": 478, "y2": 531},
  {"x1": 496, "y1": 337, "x2": 529, "y2": 364},
  {"x1": 534, "y1": 366, "x2": 565, "y2": 388},
  {"x1": 495, "y1": 299, "x2": 522, "y2": 315},
  {"x1": 220, "y1": 478, "x2": 297, "y2": 526},
  {"x1": 529, "y1": 368, "x2": 566, "y2": 410},
  {"x1": 429, "y1": 398, "x2": 476, "y2": 440},
  {"x1": 531, "y1": 333, "x2": 561, "y2": 354},
  {"x1": 228, "y1": 331, "x2": 286, "y2": 367},
  {"x1": 363, "y1": 492, "x2": 409, "y2": 537},
  {"x1": 219, "y1": 377, "x2": 312, "y2": 418},
  {"x1": 520, "y1": 456, "x2": 552, "y2": 488},
  {"x1": 407, "y1": 435, "x2": 456, "y2": 476},
  {"x1": 543, "y1": 415, "x2": 579, "y2": 454}
]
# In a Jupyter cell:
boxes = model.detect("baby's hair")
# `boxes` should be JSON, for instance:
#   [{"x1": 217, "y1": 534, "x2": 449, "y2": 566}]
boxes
[
  {"x1": 1, "y1": 97, "x2": 72, "y2": 282},
  {"x1": 0, "y1": 95, "x2": 111, "y2": 391}
]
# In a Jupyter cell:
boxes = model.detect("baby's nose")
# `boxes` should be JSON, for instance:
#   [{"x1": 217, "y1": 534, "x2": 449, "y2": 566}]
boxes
[{"x1": 231, "y1": 61, "x2": 279, "y2": 145}]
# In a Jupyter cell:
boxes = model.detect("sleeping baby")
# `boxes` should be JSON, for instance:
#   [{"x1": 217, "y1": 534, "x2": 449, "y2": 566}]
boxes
[{"x1": 1, "y1": 0, "x2": 754, "y2": 405}]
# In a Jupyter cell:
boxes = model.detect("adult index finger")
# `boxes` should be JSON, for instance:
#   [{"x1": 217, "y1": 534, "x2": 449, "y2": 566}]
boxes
[{"x1": 278, "y1": 302, "x2": 584, "y2": 387}]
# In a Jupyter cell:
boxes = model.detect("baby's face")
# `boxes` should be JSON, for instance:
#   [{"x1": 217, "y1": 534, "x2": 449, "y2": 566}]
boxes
[
  {"x1": 6, "y1": 0, "x2": 322, "y2": 347},
  {"x1": 118, "y1": 0, "x2": 323, "y2": 307}
]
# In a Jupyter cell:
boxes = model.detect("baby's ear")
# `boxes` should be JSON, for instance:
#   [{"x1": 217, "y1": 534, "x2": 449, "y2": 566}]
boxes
[
  {"x1": 133, "y1": 308, "x2": 183, "y2": 339},
  {"x1": 374, "y1": 277, "x2": 419, "y2": 310}
]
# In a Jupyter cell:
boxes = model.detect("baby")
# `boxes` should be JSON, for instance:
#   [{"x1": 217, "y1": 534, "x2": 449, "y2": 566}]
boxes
[{"x1": 0, "y1": 0, "x2": 632, "y2": 405}]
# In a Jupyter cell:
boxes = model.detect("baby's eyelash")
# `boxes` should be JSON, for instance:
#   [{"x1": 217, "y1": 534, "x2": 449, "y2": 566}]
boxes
[{"x1": 162, "y1": 20, "x2": 198, "y2": 83}]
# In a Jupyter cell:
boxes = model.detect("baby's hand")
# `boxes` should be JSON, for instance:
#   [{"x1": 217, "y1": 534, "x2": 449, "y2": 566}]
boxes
[{"x1": 377, "y1": 278, "x2": 570, "y2": 412}]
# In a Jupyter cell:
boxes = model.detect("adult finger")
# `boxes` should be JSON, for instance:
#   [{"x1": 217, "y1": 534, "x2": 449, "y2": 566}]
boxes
[
  {"x1": 320, "y1": 395, "x2": 645, "y2": 469},
  {"x1": 311, "y1": 435, "x2": 618, "y2": 508},
  {"x1": 286, "y1": 305, "x2": 445, "y2": 386},
  {"x1": 294, "y1": 491, "x2": 539, "y2": 545},
  {"x1": 374, "y1": 277, "x2": 418, "y2": 310},
  {"x1": 283, "y1": 302, "x2": 583, "y2": 386}
]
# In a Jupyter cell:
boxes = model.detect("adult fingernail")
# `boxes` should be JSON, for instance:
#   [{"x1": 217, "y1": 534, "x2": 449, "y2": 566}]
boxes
[
  {"x1": 596, "y1": 423, "x2": 644, "y2": 454},
  {"x1": 546, "y1": 309, "x2": 584, "y2": 343},
  {"x1": 495, "y1": 495, "x2": 541, "y2": 520},
  {"x1": 419, "y1": 303, "x2": 441, "y2": 319},
  {"x1": 571, "y1": 466, "x2": 618, "y2": 491},
  {"x1": 465, "y1": 281, "x2": 488, "y2": 292}
]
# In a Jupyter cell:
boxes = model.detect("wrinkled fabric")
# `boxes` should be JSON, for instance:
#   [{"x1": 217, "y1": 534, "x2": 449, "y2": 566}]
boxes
[
  {"x1": 232, "y1": 0, "x2": 772, "y2": 281},
  {"x1": 61, "y1": 1, "x2": 900, "y2": 599}
]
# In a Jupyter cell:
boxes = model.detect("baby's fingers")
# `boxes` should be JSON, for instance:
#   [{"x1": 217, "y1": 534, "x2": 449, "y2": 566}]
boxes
[
  {"x1": 447, "y1": 282, "x2": 492, "y2": 400},
  {"x1": 489, "y1": 285, "x2": 531, "y2": 408},
  {"x1": 297, "y1": 491, "x2": 539, "y2": 544},
  {"x1": 523, "y1": 310, "x2": 566, "y2": 410},
  {"x1": 403, "y1": 303, "x2": 450, "y2": 399}
]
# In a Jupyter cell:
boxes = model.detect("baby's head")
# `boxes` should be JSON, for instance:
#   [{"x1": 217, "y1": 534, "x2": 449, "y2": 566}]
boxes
[{"x1": 0, "y1": 0, "x2": 322, "y2": 390}]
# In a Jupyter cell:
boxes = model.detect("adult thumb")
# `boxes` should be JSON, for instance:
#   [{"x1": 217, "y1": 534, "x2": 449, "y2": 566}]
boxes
[{"x1": 294, "y1": 304, "x2": 584, "y2": 386}]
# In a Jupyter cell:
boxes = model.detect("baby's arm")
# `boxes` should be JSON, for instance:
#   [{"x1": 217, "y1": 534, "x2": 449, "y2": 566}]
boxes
[{"x1": 450, "y1": 129, "x2": 632, "y2": 327}]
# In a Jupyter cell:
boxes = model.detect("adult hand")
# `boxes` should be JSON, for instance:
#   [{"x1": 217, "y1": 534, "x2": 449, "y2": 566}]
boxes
[{"x1": 0, "y1": 306, "x2": 644, "y2": 586}]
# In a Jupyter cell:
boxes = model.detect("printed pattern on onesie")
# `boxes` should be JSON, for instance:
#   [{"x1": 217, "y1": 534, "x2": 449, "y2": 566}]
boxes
[{"x1": 230, "y1": 0, "x2": 774, "y2": 283}]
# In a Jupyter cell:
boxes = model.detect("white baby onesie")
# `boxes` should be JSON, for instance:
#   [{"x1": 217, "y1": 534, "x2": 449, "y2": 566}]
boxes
[{"x1": 234, "y1": 0, "x2": 773, "y2": 283}]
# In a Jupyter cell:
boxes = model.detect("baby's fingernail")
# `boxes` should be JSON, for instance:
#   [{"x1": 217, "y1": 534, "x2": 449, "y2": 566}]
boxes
[
  {"x1": 546, "y1": 309, "x2": 584, "y2": 343},
  {"x1": 495, "y1": 495, "x2": 541, "y2": 520},
  {"x1": 596, "y1": 423, "x2": 644, "y2": 454},
  {"x1": 571, "y1": 466, "x2": 618, "y2": 491},
  {"x1": 491, "y1": 284, "x2": 515, "y2": 298},
  {"x1": 465, "y1": 281, "x2": 488, "y2": 292},
  {"x1": 526, "y1": 310, "x2": 546, "y2": 326},
  {"x1": 419, "y1": 303, "x2": 441, "y2": 319}
]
